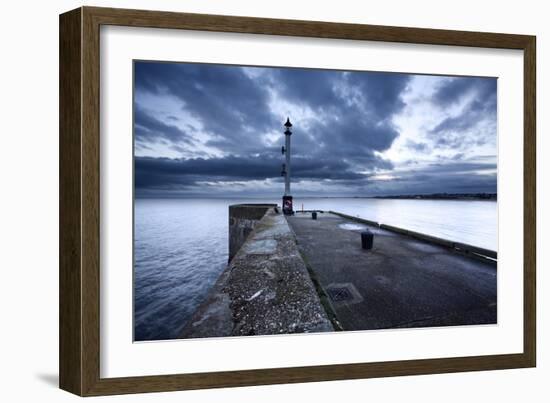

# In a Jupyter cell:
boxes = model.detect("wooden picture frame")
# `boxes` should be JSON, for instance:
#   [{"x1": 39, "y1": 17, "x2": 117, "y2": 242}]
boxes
[{"x1": 59, "y1": 6, "x2": 536, "y2": 396}]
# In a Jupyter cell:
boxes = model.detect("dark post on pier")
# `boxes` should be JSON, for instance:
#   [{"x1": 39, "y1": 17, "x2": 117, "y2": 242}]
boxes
[{"x1": 281, "y1": 117, "x2": 293, "y2": 215}]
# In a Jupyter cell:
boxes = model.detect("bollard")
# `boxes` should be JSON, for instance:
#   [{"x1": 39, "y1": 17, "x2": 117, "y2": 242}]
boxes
[
  {"x1": 361, "y1": 230, "x2": 374, "y2": 250},
  {"x1": 312, "y1": 211, "x2": 317, "y2": 220}
]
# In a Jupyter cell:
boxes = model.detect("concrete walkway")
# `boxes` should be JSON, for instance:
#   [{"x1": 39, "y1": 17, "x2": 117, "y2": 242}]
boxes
[
  {"x1": 180, "y1": 208, "x2": 333, "y2": 339},
  {"x1": 286, "y1": 212, "x2": 497, "y2": 331}
]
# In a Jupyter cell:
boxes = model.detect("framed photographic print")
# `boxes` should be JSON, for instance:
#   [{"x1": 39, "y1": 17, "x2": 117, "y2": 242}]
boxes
[{"x1": 59, "y1": 6, "x2": 536, "y2": 396}]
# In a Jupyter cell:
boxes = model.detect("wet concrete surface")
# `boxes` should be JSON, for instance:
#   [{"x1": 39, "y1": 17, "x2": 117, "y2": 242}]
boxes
[{"x1": 286, "y1": 212, "x2": 497, "y2": 331}]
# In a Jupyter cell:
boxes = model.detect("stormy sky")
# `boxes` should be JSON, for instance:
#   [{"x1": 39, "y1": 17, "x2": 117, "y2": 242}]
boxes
[{"x1": 134, "y1": 61, "x2": 497, "y2": 198}]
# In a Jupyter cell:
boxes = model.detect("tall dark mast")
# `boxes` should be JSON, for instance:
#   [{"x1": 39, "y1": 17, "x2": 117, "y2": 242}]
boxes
[{"x1": 281, "y1": 117, "x2": 293, "y2": 215}]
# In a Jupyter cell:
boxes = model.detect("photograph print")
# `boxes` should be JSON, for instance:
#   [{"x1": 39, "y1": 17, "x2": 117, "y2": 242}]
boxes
[{"x1": 133, "y1": 60, "x2": 497, "y2": 342}]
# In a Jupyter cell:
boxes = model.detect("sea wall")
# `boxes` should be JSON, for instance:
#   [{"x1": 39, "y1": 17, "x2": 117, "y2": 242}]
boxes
[
  {"x1": 180, "y1": 206, "x2": 334, "y2": 339},
  {"x1": 228, "y1": 204, "x2": 277, "y2": 262},
  {"x1": 329, "y1": 210, "x2": 497, "y2": 261}
]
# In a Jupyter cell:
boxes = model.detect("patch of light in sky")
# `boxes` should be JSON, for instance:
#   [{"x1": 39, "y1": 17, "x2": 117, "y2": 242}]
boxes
[
  {"x1": 266, "y1": 87, "x2": 319, "y2": 130},
  {"x1": 240, "y1": 66, "x2": 270, "y2": 80},
  {"x1": 384, "y1": 75, "x2": 496, "y2": 166}
]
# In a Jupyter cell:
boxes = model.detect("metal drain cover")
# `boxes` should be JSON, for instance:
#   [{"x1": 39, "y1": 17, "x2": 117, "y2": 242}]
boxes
[
  {"x1": 325, "y1": 283, "x2": 363, "y2": 305},
  {"x1": 326, "y1": 287, "x2": 353, "y2": 302}
]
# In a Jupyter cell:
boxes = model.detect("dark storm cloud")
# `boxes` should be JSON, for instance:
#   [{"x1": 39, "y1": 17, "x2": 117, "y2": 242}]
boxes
[
  {"x1": 135, "y1": 154, "x2": 366, "y2": 192},
  {"x1": 270, "y1": 69, "x2": 409, "y2": 172},
  {"x1": 135, "y1": 61, "x2": 276, "y2": 153},
  {"x1": 344, "y1": 71, "x2": 409, "y2": 119},
  {"x1": 134, "y1": 105, "x2": 195, "y2": 145},
  {"x1": 276, "y1": 69, "x2": 408, "y2": 151},
  {"x1": 269, "y1": 68, "x2": 340, "y2": 110},
  {"x1": 134, "y1": 61, "x2": 497, "y2": 196}
]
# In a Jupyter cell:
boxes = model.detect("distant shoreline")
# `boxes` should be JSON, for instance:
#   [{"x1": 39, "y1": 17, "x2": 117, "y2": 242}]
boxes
[
  {"x1": 371, "y1": 193, "x2": 497, "y2": 201},
  {"x1": 135, "y1": 193, "x2": 497, "y2": 200}
]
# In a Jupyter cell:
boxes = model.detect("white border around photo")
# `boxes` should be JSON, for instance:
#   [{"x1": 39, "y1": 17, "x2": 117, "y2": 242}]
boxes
[{"x1": 100, "y1": 25, "x2": 524, "y2": 378}]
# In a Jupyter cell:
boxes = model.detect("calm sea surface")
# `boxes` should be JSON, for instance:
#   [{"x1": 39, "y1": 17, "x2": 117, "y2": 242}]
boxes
[{"x1": 134, "y1": 197, "x2": 497, "y2": 341}]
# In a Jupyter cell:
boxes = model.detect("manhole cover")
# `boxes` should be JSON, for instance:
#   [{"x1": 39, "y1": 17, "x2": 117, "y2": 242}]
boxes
[
  {"x1": 325, "y1": 283, "x2": 364, "y2": 305},
  {"x1": 326, "y1": 286, "x2": 353, "y2": 302}
]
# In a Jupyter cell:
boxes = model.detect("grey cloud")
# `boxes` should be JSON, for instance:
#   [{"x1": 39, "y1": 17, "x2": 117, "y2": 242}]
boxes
[
  {"x1": 406, "y1": 140, "x2": 429, "y2": 152},
  {"x1": 272, "y1": 68, "x2": 410, "y2": 170},
  {"x1": 135, "y1": 154, "x2": 369, "y2": 194},
  {"x1": 429, "y1": 77, "x2": 497, "y2": 145},
  {"x1": 135, "y1": 61, "x2": 276, "y2": 154},
  {"x1": 134, "y1": 105, "x2": 195, "y2": 146},
  {"x1": 134, "y1": 61, "x2": 496, "y2": 197}
]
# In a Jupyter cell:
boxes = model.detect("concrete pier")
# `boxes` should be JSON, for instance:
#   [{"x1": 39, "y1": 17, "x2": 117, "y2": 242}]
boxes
[
  {"x1": 180, "y1": 206, "x2": 333, "y2": 339},
  {"x1": 180, "y1": 205, "x2": 497, "y2": 339},
  {"x1": 286, "y1": 212, "x2": 497, "y2": 330}
]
